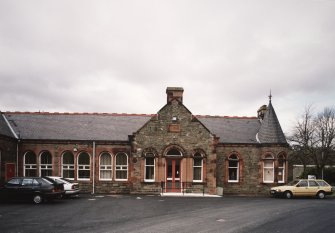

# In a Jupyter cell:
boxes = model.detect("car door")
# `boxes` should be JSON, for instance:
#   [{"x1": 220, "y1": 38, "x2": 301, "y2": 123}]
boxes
[
  {"x1": 18, "y1": 178, "x2": 34, "y2": 201},
  {"x1": 293, "y1": 180, "x2": 309, "y2": 196},
  {"x1": 308, "y1": 180, "x2": 320, "y2": 196},
  {"x1": 3, "y1": 178, "x2": 21, "y2": 199}
]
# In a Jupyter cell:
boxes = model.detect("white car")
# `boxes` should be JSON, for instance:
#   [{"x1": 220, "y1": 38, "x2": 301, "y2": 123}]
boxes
[{"x1": 45, "y1": 176, "x2": 80, "y2": 197}]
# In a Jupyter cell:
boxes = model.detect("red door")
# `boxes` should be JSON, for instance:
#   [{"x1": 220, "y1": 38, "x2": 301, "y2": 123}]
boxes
[
  {"x1": 6, "y1": 163, "x2": 16, "y2": 181},
  {"x1": 166, "y1": 159, "x2": 181, "y2": 192}
]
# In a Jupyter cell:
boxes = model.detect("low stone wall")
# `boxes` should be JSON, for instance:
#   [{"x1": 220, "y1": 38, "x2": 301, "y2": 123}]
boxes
[{"x1": 79, "y1": 181, "x2": 132, "y2": 194}]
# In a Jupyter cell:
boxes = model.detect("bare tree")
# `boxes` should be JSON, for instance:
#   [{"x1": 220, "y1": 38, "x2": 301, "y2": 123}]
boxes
[
  {"x1": 314, "y1": 107, "x2": 335, "y2": 177},
  {"x1": 289, "y1": 106, "x2": 335, "y2": 178}
]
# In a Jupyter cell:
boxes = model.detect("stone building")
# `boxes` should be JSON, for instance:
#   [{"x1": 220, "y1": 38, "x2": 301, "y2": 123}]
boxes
[{"x1": 0, "y1": 87, "x2": 289, "y2": 195}]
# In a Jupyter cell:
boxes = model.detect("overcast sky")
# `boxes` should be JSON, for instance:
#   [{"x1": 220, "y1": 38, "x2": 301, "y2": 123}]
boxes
[{"x1": 0, "y1": 0, "x2": 334, "y2": 135}]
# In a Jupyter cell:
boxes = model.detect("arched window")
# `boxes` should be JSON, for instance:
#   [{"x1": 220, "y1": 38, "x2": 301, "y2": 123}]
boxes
[
  {"x1": 100, "y1": 152, "x2": 112, "y2": 180},
  {"x1": 228, "y1": 154, "x2": 239, "y2": 182},
  {"x1": 62, "y1": 151, "x2": 74, "y2": 179},
  {"x1": 193, "y1": 153, "x2": 203, "y2": 182},
  {"x1": 166, "y1": 148, "x2": 182, "y2": 156},
  {"x1": 263, "y1": 154, "x2": 274, "y2": 183},
  {"x1": 40, "y1": 151, "x2": 52, "y2": 176},
  {"x1": 115, "y1": 153, "x2": 128, "y2": 181},
  {"x1": 78, "y1": 152, "x2": 90, "y2": 180},
  {"x1": 144, "y1": 153, "x2": 155, "y2": 182},
  {"x1": 24, "y1": 151, "x2": 37, "y2": 176},
  {"x1": 277, "y1": 154, "x2": 286, "y2": 183}
]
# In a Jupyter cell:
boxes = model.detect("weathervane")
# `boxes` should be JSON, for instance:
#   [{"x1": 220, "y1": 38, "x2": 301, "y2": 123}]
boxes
[{"x1": 269, "y1": 90, "x2": 272, "y2": 102}]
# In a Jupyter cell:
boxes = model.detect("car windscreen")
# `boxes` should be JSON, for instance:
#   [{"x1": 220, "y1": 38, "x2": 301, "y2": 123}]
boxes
[
  {"x1": 288, "y1": 180, "x2": 299, "y2": 186},
  {"x1": 59, "y1": 178, "x2": 72, "y2": 184},
  {"x1": 41, "y1": 178, "x2": 54, "y2": 185}
]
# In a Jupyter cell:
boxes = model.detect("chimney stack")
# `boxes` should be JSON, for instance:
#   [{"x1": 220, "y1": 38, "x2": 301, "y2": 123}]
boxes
[
  {"x1": 166, "y1": 87, "x2": 184, "y2": 104},
  {"x1": 257, "y1": 105, "x2": 268, "y2": 120}
]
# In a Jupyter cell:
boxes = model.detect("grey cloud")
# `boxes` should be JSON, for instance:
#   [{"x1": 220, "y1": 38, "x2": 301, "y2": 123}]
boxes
[{"x1": 1, "y1": 0, "x2": 335, "y2": 135}]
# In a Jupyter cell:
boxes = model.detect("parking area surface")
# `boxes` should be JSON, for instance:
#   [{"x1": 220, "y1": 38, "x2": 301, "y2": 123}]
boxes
[{"x1": 1, "y1": 194, "x2": 335, "y2": 233}]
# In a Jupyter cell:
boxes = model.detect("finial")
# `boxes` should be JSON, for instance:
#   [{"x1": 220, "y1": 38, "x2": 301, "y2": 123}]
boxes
[{"x1": 269, "y1": 90, "x2": 272, "y2": 102}]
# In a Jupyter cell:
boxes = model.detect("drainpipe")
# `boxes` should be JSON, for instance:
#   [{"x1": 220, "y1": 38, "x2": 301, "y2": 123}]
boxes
[
  {"x1": 16, "y1": 139, "x2": 19, "y2": 176},
  {"x1": 92, "y1": 141, "x2": 96, "y2": 195}
]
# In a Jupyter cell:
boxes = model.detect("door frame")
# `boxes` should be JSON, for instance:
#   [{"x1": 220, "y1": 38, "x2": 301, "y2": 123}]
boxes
[{"x1": 165, "y1": 158, "x2": 182, "y2": 192}]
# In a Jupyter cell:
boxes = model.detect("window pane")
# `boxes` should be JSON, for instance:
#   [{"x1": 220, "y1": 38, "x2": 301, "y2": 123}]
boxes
[
  {"x1": 146, "y1": 157, "x2": 154, "y2": 166},
  {"x1": 63, "y1": 152, "x2": 74, "y2": 164},
  {"x1": 63, "y1": 170, "x2": 74, "y2": 179},
  {"x1": 166, "y1": 149, "x2": 181, "y2": 156},
  {"x1": 309, "y1": 180, "x2": 318, "y2": 187},
  {"x1": 41, "y1": 169, "x2": 52, "y2": 176},
  {"x1": 299, "y1": 180, "x2": 308, "y2": 187},
  {"x1": 264, "y1": 168, "x2": 273, "y2": 182},
  {"x1": 79, "y1": 170, "x2": 90, "y2": 179},
  {"x1": 25, "y1": 152, "x2": 36, "y2": 164},
  {"x1": 278, "y1": 159, "x2": 284, "y2": 167},
  {"x1": 116, "y1": 170, "x2": 127, "y2": 179},
  {"x1": 193, "y1": 167, "x2": 201, "y2": 180},
  {"x1": 264, "y1": 160, "x2": 273, "y2": 167},
  {"x1": 229, "y1": 154, "x2": 238, "y2": 160},
  {"x1": 145, "y1": 166, "x2": 154, "y2": 180},
  {"x1": 101, "y1": 170, "x2": 112, "y2": 179},
  {"x1": 194, "y1": 158, "x2": 202, "y2": 166},
  {"x1": 22, "y1": 179, "x2": 33, "y2": 185},
  {"x1": 101, "y1": 153, "x2": 112, "y2": 165},
  {"x1": 229, "y1": 168, "x2": 238, "y2": 181},
  {"x1": 79, "y1": 153, "x2": 90, "y2": 165},
  {"x1": 116, "y1": 153, "x2": 127, "y2": 165},
  {"x1": 229, "y1": 160, "x2": 238, "y2": 167},
  {"x1": 277, "y1": 168, "x2": 284, "y2": 182},
  {"x1": 41, "y1": 152, "x2": 52, "y2": 164},
  {"x1": 25, "y1": 169, "x2": 36, "y2": 177}
]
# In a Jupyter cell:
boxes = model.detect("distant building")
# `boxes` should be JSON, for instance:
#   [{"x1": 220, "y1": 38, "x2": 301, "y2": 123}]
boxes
[{"x1": 0, "y1": 87, "x2": 288, "y2": 195}]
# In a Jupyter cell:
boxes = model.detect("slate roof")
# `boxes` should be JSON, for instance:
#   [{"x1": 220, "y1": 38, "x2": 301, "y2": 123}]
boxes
[
  {"x1": 197, "y1": 116, "x2": 260, "y2": 144},
  {"x1": 3, "y1": 112, "x2": 152, "y2": 141},
  {"x1": 257, "y1": 101, "x2": 287, "y2": 144},
  {"x1": 2, "y1": 102, "x2": 287, "y2": 145},
  {"x1": 0, "y1": 114, "x2": 15, "y2": 138}
]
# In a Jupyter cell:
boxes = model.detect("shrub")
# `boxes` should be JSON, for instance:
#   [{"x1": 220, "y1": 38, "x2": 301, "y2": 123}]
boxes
[{"x1": 300, "y1": 167, "x2": 335, "y2": 185}]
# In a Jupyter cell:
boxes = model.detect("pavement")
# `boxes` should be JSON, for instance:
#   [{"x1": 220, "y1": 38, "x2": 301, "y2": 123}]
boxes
[{"x1": 160, "y1": 192, "x2": 221, "y2": 197}]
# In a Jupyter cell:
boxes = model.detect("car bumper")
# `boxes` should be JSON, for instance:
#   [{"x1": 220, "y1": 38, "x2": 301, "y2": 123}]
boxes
[
  {"x1": 270, "y1": 190, "x2": 283, "y2": 197},
  {"x1": 65, "y1": 189, "x2": 80, "y2": 196},
  {"x1": 44, "y1": 191, "x2": 65, "y2": 199}
]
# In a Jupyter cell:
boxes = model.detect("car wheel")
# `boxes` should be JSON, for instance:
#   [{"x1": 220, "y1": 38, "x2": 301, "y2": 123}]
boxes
[
  {"x1": 33, "y1": 194, "x2": 43, "y2": 204},
  {"x1": 284, "y1": 191, "x2": 293, "y2": 199},
  {"x1": 317, "y1": 191, "x2": 325, "y2": 199}
]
